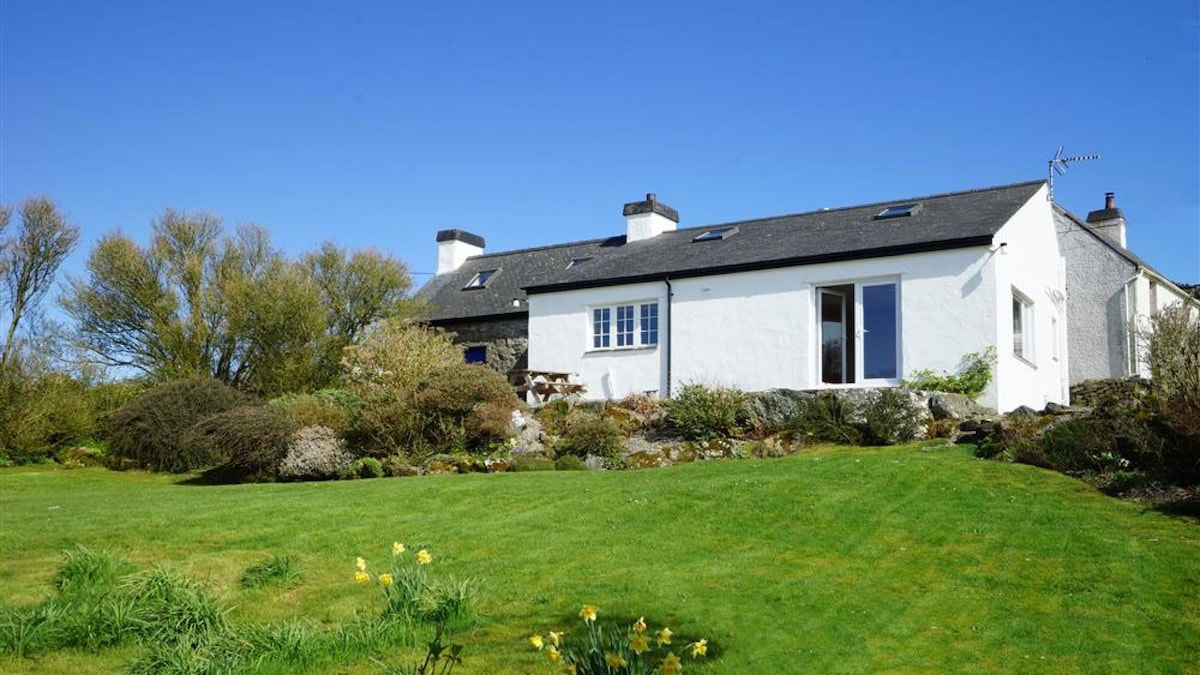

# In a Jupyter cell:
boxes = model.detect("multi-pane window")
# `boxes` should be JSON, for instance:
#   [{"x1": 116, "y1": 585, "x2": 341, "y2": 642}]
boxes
[
  {"x1": 592, "y1": 308, "x2": 611, "y2": 349},
  {"x1": 1012, "y1": 289, "x2": 1034, "y2": 362},
  {"x1": 616, "y1": 305, "x2": 636, "y2": 346},
  {"x1": 591, "y1": 302, "x2": 659, "y2": 349},
  {"x1": 640, "y1": 303, "x2": 658, "y2": 346}
]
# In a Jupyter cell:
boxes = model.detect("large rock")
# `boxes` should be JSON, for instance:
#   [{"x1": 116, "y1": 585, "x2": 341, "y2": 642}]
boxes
[
  {"x1": 929, "y1": 392, "x2": 979, "y2": 421},
  {"x1": 748, "y1": 389, "x2": 816, "y2": 432}
]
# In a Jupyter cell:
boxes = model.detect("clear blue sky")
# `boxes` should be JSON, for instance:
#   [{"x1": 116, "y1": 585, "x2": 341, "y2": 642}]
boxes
[{"x1": 3, "y1": 0, "x2": 1198, "y2": 289}]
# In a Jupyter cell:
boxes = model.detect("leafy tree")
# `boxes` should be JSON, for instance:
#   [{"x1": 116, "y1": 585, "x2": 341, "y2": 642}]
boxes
[
  {"x1": 303, "y1": 242, "x2": 415, "y2": 387},
  {"x1": 62, "y1": 210, "x2": 415, "y2": 395},
  {"x1": 0, "y1": 197, "x2": 80, "y2": 373}
]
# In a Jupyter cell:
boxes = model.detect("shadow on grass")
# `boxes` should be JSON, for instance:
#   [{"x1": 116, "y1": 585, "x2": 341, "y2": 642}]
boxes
[
  {"x1": 176, "y1": 465, "x2": 257, "y2": 486},
  {"x1": 1151, "y1": 496, "x2": 1200, "y2": 521}
]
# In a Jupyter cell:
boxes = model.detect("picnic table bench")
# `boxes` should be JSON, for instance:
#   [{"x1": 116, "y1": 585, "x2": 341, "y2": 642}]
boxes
[{"x1": 507, "y1": 369, "x2": 586, "y2": 403}]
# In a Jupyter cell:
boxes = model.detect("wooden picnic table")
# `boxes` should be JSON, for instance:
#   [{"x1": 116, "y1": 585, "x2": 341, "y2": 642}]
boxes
[{"x1": 507, "y1": 369, "x2": 586, "y2": 403}]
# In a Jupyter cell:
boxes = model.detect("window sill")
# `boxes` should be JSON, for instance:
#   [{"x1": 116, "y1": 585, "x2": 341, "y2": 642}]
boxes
[
  {"x1": 1013, "y1": 353, "x2": 1037, "y2": 369},
  {"x1": 585, "y1": 345, "x2": 659, "y2": 354}
]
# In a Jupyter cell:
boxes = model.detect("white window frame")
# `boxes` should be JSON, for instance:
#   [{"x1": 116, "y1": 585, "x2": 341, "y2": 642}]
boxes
[
  {"x1": 1012, "y1": 288, "x2": 1035, "y2": 364},
  {"x1": 590, "y1": 301, "x2": 659, "y2": 351}
]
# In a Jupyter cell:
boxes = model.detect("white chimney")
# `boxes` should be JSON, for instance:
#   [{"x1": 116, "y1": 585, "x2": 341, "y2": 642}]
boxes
[
  {"x1": 623, "y1": 193, "x2": 679, "y2": 243},
  {"x1": 436, "y1": 229, "x2": 485, "y2": 275},
  {"x1": 1085, "y1": 192, "x2": 1127, "y2": 248}
]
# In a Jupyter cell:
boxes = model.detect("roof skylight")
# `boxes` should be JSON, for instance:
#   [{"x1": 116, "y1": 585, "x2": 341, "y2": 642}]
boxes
[
  {"x1": 463, "y1": 269, "x2": 497, "y2": 289},
  {"x1": 566, "y1": 257, "x2": 593, "y2": 269},
  {"x1": 692, "y1": 226, "x2": 739, "y2": 242},
  {"x1": 874, "y1": 203, "x2": 922, "y2": 220}
]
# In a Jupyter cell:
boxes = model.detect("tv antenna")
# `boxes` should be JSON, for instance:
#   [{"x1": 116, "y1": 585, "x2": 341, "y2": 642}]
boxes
[{"x1": 1047, "y1": 146, "x2": 1100, "y2": 201}]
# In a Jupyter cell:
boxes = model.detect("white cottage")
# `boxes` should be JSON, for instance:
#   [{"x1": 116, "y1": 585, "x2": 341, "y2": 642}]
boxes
[{"x1": 422, "y1": 180, "x2": 1072, "y2": 411}]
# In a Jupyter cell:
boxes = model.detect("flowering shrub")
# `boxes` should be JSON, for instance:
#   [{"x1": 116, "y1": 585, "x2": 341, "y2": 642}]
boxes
[
  {"x1": 530, "y1": 605, "x2": 708, "y2": 674},
  {"x1": 278, "y1": 425, "x2": 353, "y2": 480}
]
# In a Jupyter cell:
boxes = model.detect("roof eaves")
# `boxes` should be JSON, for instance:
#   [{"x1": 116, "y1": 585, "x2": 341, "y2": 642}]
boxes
[
  {"x1": 429, "y1": 310, "x2": 528, "y2": 325},
  {"x1": 525, "y1": 235, "x2": 994, "y2": 294}
]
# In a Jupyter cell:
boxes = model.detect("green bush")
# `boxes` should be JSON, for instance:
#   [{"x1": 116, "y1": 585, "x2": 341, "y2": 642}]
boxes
[
  {"x1": 903, "y1": 347, "x2": 996, "y2": 399},
  {"x1": 0, "y1": 373, "x2": 98, "y2": 463},
  {"x1": 107, "y1": 378, "x2": 246, "y2": 472},
  {"x1": 340, "y1": 457, "x2": 385, "y2": 479},
  {"x1": 667, "y1": 383, "x2": 752, "y2": 441},
  {"x1": 186, "y1": 405, "x2": 298, "y2": 480},
  {"x1": 269, "y1": 391, "x2": 353, "y2": 434},
  {"x1": 556, "y1": 411, "x2": 624, "y2": 464},
  {"x1": 351, "y1": 362, "x2": 517, "y2": 460},
  {"x1": 789, "y1": 393, "x2": 861, "y2": 445},
  {"x1": 554, "y1": 454, "x2": 588, "y2": 471},
  {"x1": 860, "y1": 389, "x2": 923, "y2": 445}
]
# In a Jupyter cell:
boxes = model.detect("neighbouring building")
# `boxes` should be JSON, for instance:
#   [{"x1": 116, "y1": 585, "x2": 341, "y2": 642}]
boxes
[{"x1": 1054, "y1": 192, "x2": 1198, "y2": 382}]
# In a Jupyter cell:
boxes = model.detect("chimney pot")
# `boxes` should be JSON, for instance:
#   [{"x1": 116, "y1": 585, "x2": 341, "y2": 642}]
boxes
[{"x1": 1105, "y1": 192, "x2": 1115, "y2": 209}]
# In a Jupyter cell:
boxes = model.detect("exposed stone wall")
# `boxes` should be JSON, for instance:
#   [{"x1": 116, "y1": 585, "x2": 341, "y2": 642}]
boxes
[
  {"x1": 1055, "y1": 211, "x2": 1136, "y2": 383},
  {"x1": 438, "y1": 317, "x2": 529, "y2": 374},
  {"x1": 1069, "y1": 377, "x2": 1151, "y2": 408}
]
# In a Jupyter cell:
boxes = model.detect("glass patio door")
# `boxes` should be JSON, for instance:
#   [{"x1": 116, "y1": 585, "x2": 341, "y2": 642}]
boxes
[{"x1": 819, "y1": 288, "x2": 847, "y2": 384}]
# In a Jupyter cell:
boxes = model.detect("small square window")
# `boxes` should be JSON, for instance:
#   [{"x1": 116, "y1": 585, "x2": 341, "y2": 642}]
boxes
[
  {"x1": 874, "y1": 203, "x2": 921, "y2": 220},
  {"x1": 464, "y1": 269, "x2": 497, "y2": 289}
]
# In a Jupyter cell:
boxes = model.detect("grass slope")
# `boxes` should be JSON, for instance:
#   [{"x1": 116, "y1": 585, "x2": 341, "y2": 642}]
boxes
[{"x1": 1, "y1": 444, "x2": 1197, "y2": 673}]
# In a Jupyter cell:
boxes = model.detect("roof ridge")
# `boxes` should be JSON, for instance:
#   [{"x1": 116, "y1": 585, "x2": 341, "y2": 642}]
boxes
[
  {"x1": 466, "y1": 234, "x2": 624, "y2": 260},
  {"x1": 461, "y1": 178, "x2": 1046, "y2": 260},
  {"x1": 682, "y1": 179, "x2": 1047, "y2": 232}
]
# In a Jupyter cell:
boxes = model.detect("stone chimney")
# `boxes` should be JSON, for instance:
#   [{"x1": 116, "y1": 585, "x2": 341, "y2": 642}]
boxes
[
  {"x1": 622, "y1": 193, "x2": 679, "y2": 243},
  {"x1": 1085, "y1": 192, "x2": 1127, "y2": 248},
  {"x1": 436, "y1": 229, "x2": 485, "y2": 275}
]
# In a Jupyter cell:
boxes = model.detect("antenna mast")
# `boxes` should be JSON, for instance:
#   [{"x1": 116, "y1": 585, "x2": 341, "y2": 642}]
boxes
[{"x1": 1047, "y1": 146, "x2": 1100, "y2": 201}]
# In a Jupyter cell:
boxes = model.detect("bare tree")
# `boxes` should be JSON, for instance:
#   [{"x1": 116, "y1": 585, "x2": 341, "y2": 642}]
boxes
[{"x1": 0, "y1": 198, "x2": 80, "y2": 372}]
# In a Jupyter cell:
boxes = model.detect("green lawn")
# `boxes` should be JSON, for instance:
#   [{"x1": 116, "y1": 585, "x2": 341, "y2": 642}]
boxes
[{"x1": 1, "y1": 443, "x2": 1197, "y2": 673}]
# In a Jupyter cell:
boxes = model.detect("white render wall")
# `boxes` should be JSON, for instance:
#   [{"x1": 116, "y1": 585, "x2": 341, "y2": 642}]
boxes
[
  {"x1": 528, "y1": 246, "x2": 1051, "y2": 409},
  {"x1": 527, "y1": 281, "x2": 669, "y2": 399},
  {"x1": 991, "y1": 184, "x2": 1070, "y2": 411}
]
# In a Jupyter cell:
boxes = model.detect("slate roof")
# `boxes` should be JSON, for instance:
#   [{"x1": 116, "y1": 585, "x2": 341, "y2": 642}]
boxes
[{"x1": 421, "y1": 180, "x2": 1045, "y2": 323}]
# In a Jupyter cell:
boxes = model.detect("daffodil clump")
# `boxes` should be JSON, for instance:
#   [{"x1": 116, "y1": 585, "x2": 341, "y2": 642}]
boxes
[
  {"x1": 530, "y1": 605, "x2": 709, "y2": 674},
  {"x1": 353, "y1": 542, "x2": 475, "y2": 624}
]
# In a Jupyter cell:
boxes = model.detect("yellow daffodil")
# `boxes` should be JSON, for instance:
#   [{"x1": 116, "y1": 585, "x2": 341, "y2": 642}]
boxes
[
  {"x1": 660, "y1": 652, "x2": 682, "y2": 674},
  {"x1": 416, "y1": 549, "x2": 432, "y2": 565},
  {"x1": 633, "y1": 616, "x2": 647, "y2": 633},
  {"x1": 529, "y1": 634, "x2": 544, "y2": 650},
  {"x1": 548, "y1": 630, "x2": 562, "y2": 647},
  {"x1": 605, "y1": 652, "x2": 627, "y2": 668},
  {"x1": 378, "y1": 573, "x2": 393, "y2": 587},
  {"x1": 355, "y1": 556, "x2": 366, "y2": 571},
  {"x1": 392, "y1": 541, "x2": 405, "y2": 555},
  {"x1": 547, "y1": 645, "x2": 561, "y2": 663},
  {"x1": 353, "y1": 571, "x2": 370, "y2": 584},
  {"x1": 631, "y1": 634, "x2": 649, "y2": 654},
  {"x1": 690, "y1": 638, "x2": 708, "y2": 658},
  {"x1": 579, "y1": 605, "x2": 597, "y2": 622},
  {"x1": 656, "y1": 627, "x2": 673, "y2": 646}
]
